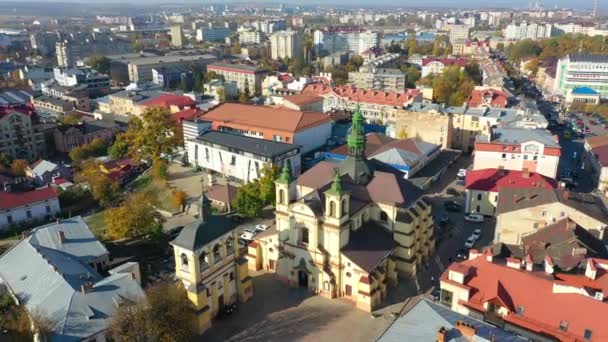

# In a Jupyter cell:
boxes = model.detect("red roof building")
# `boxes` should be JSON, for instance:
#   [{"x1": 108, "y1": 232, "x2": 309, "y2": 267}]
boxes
[
  {"x1": 0, "y1": 187, "x2": 60, "y2": 228},
  {"x1": 467, "y1": 88, "x2": 510, "y2": 108},
  {"x1": 139, "y1": 94, "x2": 197, "y2": 114},
  {"x1": 466, "y1": 169, "x2": 556, "y2": 193},
  {"x1": 440, "y1": 254, "x2": 608, "y2": 342},
  {"x1": 302, "y1": 84, "x2": 422, "y2": 107}
]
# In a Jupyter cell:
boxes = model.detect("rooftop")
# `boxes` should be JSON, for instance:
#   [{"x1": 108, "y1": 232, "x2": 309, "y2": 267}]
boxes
[
  {"x1": 140, "y1": 93, "x2": 196, "y2": 108},
  {"x1": 208, "y1": 62, "x2": 265, "y2": 74},
  {"x1": 0, "y1": 187, "x2": 58, "y2": 210},
  {"x1": 568, "y1": 53, "x2": 608, "y2": 64},
  {"x1": 341, "y1": 222, "x2": 396, "y2": 273},
  {"x1": 196, "y1": 130, "x2": 300, "y2": 159},
  {"x1": 302, "y1": 84, "x2": 421, "y2": 107},
  {"x1": 465, "y1": 168, "x2": 556, "y2": 193},
  {"x1": 487, "y1": 127, "x2": 560, "y2": 147},
  {"x1": 571, "y1": 87, "x2": 599, "y2": 95},
  {"x1": 171, "y1": 209, "x2": 239, "y2": 251}
]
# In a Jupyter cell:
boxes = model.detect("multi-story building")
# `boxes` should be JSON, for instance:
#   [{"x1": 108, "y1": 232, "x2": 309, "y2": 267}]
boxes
[
  {"x1": 474, "y1": 128, "x2": 561, "y2": 179},
  {"x1": 393, "y1": 104, "x2": 454, "y2": 149},
  {"x1": 238, "y1": 30, "x2": 265, "y2": 45},
  {"x1": 348, "y1": 68, "x2": 406, "y2": 93},
  {"x1": 29, "y1": 32, "x2": 59, "y2": 56},
  {"x1": 196, "y1": 26, "x2": 232, "y2": 42},
  {"x1": 313, "y1": 27, "x2": 379, "y2": 55},
  {"x1": 170, "y1": 25, "x2": 183, "y2": 48},
  {"x1": 495, "y1": 187, "x2": 608, "y2": 244},
  {"x1": 504, "y1": 21, "x2": 552, "y2": 40},
  {"x1": 241, "y1": 43, "x2": 270, "y2": 59},
  {"x1": 322, "y1": 51, "x2": 351, "y2": 68},
  {"x1": 440, "y1": 251, "x2": 608, "y2": 341},
  {"x1": 270, "y1": 30, "x2": 301, "y2": 60},
  {"x1": 584, "y1": 135, "x2": 608, "y2": 194},
  {"x1": 170, "y1": 197, "x2": 253, "y2": 334},
  {"x1": 246, "y1": 110, "x2": 435, "y2": 312},
  {"x1": 0, "y1": 111, "x2": 47, "y2": 159},
  {"x1": 26, "y1": 159, "x2": 72, "y2": 186},
  {"x1": 451, "y1": 39, "x2": 491, "y2": 57},
  {"x1": 56, "y1": 35, "x2": 133, "y2": 67},
  {"x1": 448, "y1": 24, "x2": 471, "y2": 43},
  {"x1": 126, "y1": 53, "x2": 217, "y2": 83},
  {"x1": 555, "y1": 54, "x2": 608, "y2": 98},
  {"x1": 54, "y1": 120, "x2": 119, "y2": 153},
  {"x1": 466, "y1": 87, "x2": 510, "y2": 108},
  {"x1": 152, "y1": 65, "x2": 193, "y2": 89},
  {"x1": 0, "y1": 187, "x2": 60, "y2": 229},
  {"x1": 200, "y1": 103, "x2": 332, "y2": 153},
  {"x1": 251, "y1": 19, "x2": 287, "y2": 34},
  {"x1": 207, "y1": 63, "x2": 268, "y2": 95},
  {"x1": 421, "y1": 57, "x2": 467, "y2": 78},
  {"x1": 465, "y1": 168, "x2": 556, "y2": 216}
]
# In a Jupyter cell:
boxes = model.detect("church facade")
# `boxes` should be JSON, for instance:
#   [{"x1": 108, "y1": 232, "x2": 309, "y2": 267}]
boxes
[{"x1": 247, "y1": 108, "x2": 435, "y2": 312}]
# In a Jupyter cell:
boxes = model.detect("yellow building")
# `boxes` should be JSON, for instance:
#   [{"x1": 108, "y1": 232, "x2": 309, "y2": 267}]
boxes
[
  {"x1": 171, "y1": 194, "x2": 253, "y2": 334},
  {"x1": 247, "y1": 109, "x2": 434, "y2": 312},
  {"x1": 394, "y1": 106, "x2": 453, "y2": 149}
]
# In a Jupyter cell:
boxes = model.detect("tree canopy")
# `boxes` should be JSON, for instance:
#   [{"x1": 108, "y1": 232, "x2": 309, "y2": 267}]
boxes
[
  {"x1": 506, "y1": 34, "x2": 608, "y2": 63},
  {"x1": 104, "y1": 192, "x2": 164, "y2": 240},
  {"x1": 122, "y1": 107, "x2": 181, "y2": 162},
  {"x1": 85, "y1": 55, "x2": 111, "y2": 74},
  {"x1": 231, "y1": 163, "x2": 279, "y2": 217},
  {"x1": 419, "y1": 65, "x2": 477, "y2": 106},
  {"x1": 69, "y1": 137, "x2": 108, "y2": 164},
  {"x1": 75, "y1": 160, "x2": 121, "y2": 208}
]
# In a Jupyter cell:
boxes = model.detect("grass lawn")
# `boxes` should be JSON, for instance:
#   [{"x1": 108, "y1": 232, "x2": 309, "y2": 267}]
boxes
[
  {"x1": 84, "y1": 211, "x2": 107, "y2": 240},
  {"x1": 131, "y1": 174, "x2": 181, "y2": 214}
]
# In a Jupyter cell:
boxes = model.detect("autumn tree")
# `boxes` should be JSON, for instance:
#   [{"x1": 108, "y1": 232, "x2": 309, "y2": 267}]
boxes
[
  {"x1": 108, "y1": 134, "x2": 130, "y2": 160},
  {"x1": 172, "y1": 190, "x2": 188, "y2": 211},
  {"x1": 60, "y1": 113, "x2": 81, "y2": 125},
  {"x1": 85, "y1": 55, "x2": 111, "y2": 74},
  {"x1": 104, "y1": 192, "x2": 164, "y2": 240},
  {"x1": 10, "y1": 159, "x2": 27, "y2": 176},
  {"x1": 123, "y1": 107, "x2": 181, "y2": 162},
  {"x1": 427, "y1": 65, "x2": 476, "y2": 106},
  {"x1": 406, "y1": 37, "x2": 417, "y2": 56},
  {"x1": 108, "y1": 283, "x2": 196, "y2": 342},
  {"x1": 69, "y1": 137, "x2": 109, "y2": 163},
  {"x1": 405, "y1": 65, "x2": 421, "y2": 88},
  {"x1": 76, "y1": 160, "x2": 121, "y2": 208}
]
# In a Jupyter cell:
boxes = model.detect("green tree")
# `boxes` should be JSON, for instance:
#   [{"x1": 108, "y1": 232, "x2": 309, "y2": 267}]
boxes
[
  {"x1": 104, "y1": 192, "x2": 164, "y2": 240},
  {"x1": 406, "y1": 37, "x2": 417, "y2": 56},
  {"x1": 108, "y1": 134, "x2": 129, "y2": 160},
  {"x1": 76, "y1": 160, "x2": 121, "y2": 208},
  {"x1": 69, "y1": 138, "x2": 109, "y2": 164},
  {"x1": 405, "y1": 66, "x2": 421, "y2": 88},
  {"x1": 0, "y1": 153, "x2": 10, "y2": 168},
  {"x1": 60, "y1": 113, "x2": 81, "y2": 125},
  {"x1": 85, "y1": 55, "x2": 111, "y2": 74},
  {"x1": 123, "y1": 107, "x2": 181, "y2": 162},
  {"x1": 430, "y1": 65, "x2": 475, "y2": 106},
  {"x1": 204, "y1": 71, "x2": 219, "y2": 82},
  {"x1": 216, "y1": 87, "x2": 226, "y2": 103},
  {"x1": 507, "y1": 39, "x2": 541, "y2": 62},
  {"x1": 232, "y1": 182, "x2": 264, "y2": 218},
  {"x1": 464, "y1": 62, "x2": 483, "y2": 85},
  {"x1": 258, "y1": 164, "x2": 279, "y2": 204}
]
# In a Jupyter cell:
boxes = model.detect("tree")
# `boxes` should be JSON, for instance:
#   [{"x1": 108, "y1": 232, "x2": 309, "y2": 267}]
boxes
[
  {"x1": 216, "y1": 87, "x2": 226, "y2": 103},
  {"x1": 427, "y1": 65, "x2": 475, "y2": 106},
  {"x1": 123, "y1": 107, "x2": 181, "y2": 162},
  {"x1": 239, "y1": 78, "x2": 251, "y2": 103},
  {"x1": 150, "y1": 158, "x2": 169, "y2": 182},
  {"x1": 172, "y1": 190, "x2": 188, "y2": 211},
  {"x1": 108, "y1": 283, "x2": 195, "y2": 342},
  {"x1": 0, "y1": 153, "x2": 10, "y2": 168},
  {"x1": 232, "y1": 182, "x2": 264, "y2": 217},
  {"x1": 76, "y1": 160, "x2": 121, "y2": 208},
  {"x1": 10, "y1": 159, "x2": 27, "y2": 177},
  {"x1": 85, "y1": 55, "x2": 111, "y2": 74},
  {"x1": 204, "y1": 71, "x2": 219, "y2": 82},
  {"x1": 406, "y1": 37, "x2": 417, "y2": 56},
  {"x1": 109, "y1": 134, "x2": 129, "y2": 160},
  {"x1": 104, "y1": 192, "x2": 164, "y2": 240},
  {"x1": 405, "y1": 66, "x2": 421, "y2": 88},
  {"x1": 258, "y1": 164, "x2": 279, "y2": 204},
  {"x1": 507, "y1": 39, "x2": 541, "y2": 62},
  {"x1": 60, "y1": 113, "x2": 81, "y2": 125},
  {"x1": 525, "y1": 57, "x2": 540, "y2": 78},
  {"x1": 464, "y1": 62, "x2": 483, "y2": 85}
]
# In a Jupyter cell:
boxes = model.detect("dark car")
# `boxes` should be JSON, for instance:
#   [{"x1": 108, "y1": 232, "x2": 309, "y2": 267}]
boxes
[
  {"x1": 444, "y1": 201, "x2": 462, "y2": 212},
  {"x1": 430, "y1": 287, "x2": 440, "y2": 301},
  {"x1": 437, "y1": 215, "x2": 450, "y2": 225},
  {"x1": 456, "y1": 249, "x2": 468, "y2": 261}
]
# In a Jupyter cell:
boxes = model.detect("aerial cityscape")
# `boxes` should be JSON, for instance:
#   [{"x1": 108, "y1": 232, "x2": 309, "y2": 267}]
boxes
[{"x1": 0, "y1": 0, "x2": 608, "y2": 341}]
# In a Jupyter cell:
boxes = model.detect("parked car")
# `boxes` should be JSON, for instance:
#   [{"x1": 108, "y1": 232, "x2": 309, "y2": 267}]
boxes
[
  {"x1": 464, "y1": 214, "x2": 484, "y2": 223},
  {"x1": 471, "y1": 228, "x2": 482, "y2": 239},
  {"x1": 464, "y1": 235, "x2": 478, "y2": 249},
  {"x1": 430, "y1": 287, "x2": 440, "y2": 301},
  {"x1": 240, "y1": 228, "x2": 257, "y2": 241},
  {"x1": 457, "y1": 169, "x2": 467, "y2": 179},
  {"x1": 255, "y1": 224, "x2": 269, "y2": 232},
  {"x1": 444, "y1": 201, "x2": 462, "y2": 212},
  {"x1": 437, "y1": 215, "x2": 450, "y2": 225}
]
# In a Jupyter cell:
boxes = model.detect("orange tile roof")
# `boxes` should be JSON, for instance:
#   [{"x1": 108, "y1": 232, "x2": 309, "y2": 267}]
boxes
[
  {"x1": 465, "y1": 169, "x2": 557, "y2": 192},
  {"x1": 0, "y1": 187, "x2": 58, "y2": 210},
  {"x1": 467, "y1": 89, "x2": 509, "y2": 108},
  {"x1": 302, "y1": 84, "x2": 421, "y2": 107},
  {"x1": 140, "y1": 94, "x2": 196, "y2": 108},
  {"x1": 201, "y1": 103, "x2": 331, "y2": 134},
  {"x1": 282, "y1": 94, "x2": 323, "y2": 107}
]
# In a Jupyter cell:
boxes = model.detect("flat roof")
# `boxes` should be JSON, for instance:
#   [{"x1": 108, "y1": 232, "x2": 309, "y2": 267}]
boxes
[{"x1": 196, "y1": 131, "x2": 300, "y2": 158}]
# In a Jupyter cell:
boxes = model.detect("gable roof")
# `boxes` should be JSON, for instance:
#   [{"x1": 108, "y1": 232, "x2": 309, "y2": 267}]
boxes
[
  {"x1": 29, "y1": 159, "x2": 59, "y2": 177},
  {"x1": 201, "y1": 103, "x2": 331, "y2": 133},
  {"x1": 302, "y1": 84, "x2": 422, "y2": 107},
  {"x1": 140, "y1": 93, "x2": 196, "y2": 108},
  {"x1": 341, "y1": 222, "x2": 396, "y2": 273},
  {"x1": 0, "y1": 217, "x2": 144, "y2": 341},
  {"x1": 0, "y1": 187, "x2": 58, "y2": 210},
  {"x1": 282, "y1": 94, "x2": 323, "y2": 107},
  {"x1": 465, "y1": 169, "x2": 556, "y2": 192},
  {"x1": 206, "y1": 183, "x2": 238, "y2": 205},
  {"x1": 171, "y1": 212, "x2": 239, "y2": 251}
]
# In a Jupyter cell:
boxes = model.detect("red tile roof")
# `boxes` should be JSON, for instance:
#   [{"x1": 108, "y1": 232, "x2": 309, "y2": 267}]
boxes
[
  {"x1": 282, "y1": 94, "x2": 323, "y2": 107},
  {"x1": 465, "y1": 169, "x2": 556, "y2": 192},
  {"x1": 475, "y1": 142, "x2": 561, "y2": 157},
  {"x1": 443, "y1": 257, "x2": 608, "y2": 342},
  {"x1": 0, "y1": 187, "x2": 58, "y2": 210},
  {"x1": 591, "y1": 144, "x2": 608, "y2": 166},
  {"x1": 302, "y1": 84, "x2": 421, "y2": 107},
  {"x1": 201, "y1": 103, "x2": 331, "y2": 134},
  {"x1": 173, "y1": 108, "x2": 204, "y2": 122},
  {"x1": 421, "y1": 57, "x2": 467, "y2": 67},
  {"x1": 140, "y1": 94, "x2": 196, "y2": 108},
  {"x1": 467, "y1": 89, "x2": 509, "y2": 108}
]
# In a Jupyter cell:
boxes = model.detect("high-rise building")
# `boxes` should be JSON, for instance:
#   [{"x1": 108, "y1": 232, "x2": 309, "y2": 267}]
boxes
[
  {"x1": 555, "y1": 53, "x2": 608, "y2": 98},
  {"x1": 313, "y1": 27, "x2": 379, "y2": 55},
  {"x1": 196, "y1": 26, "x2": 232, "y2": 42},
  {"x1": 270, "y1": 30, "x2": 302, "y2": 60},
  {"x1": 448, "y1": 24, "x2": 471, "y2": 43},
  {"x1": 170, "y1": 25, "x2": 184, "y2": 48}
]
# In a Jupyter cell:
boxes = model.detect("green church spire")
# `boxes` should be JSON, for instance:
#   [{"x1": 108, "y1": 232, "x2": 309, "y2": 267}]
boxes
[
  {"x1": 326, "y1": 168, "x2": 343, "y2": 196},
  {"x1": 347, "y1": 105, "x2": 366, "y2": 159},
  {"x1": 276, "y1": 159, "x2": 293, "y2": 185}
]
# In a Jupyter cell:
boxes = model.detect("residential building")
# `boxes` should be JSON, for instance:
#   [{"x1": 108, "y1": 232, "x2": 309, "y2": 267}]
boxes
[
  {"x1": 247, "y1": 109, "x2": 435, "y2": 312},
  {"x1": 440, "y1": 252, "x2": 608, "y2": 341},
  {"x1": 186, "y1": 130, "x2": 301, "y2": 183},
  {"x1": 323, "y1": 133, "x2": 441, "y2": 179},
  {"x1": 270, "y1": 30, "x2": 302, "y2": 60},
  {"x1": 495, "y1": 188, "x2": 608, "y2": 244},
  {"x1": 56, "y1": 36, "x2": 133, "y2": 67},
  {"x1": 53, "y1": 120, "x2": 119, "y2": 153},
  {"x1": 421, "y1": 57, "x2": 467, "y2": 78},
  {"x1": 241, "y1": 43, "x2": 270, "y2": 59},
  {"x1": 171, "y1": 196, "x2": 253, "y2": 334},
  {"x1": 251, "y1": 19, "x2": 287, "y2": 34},
  {"x1": 125, "y1": 53, "x2": 217, "y2": 83},
  {"x1": 465, "y1": 168, "x2": 556, "y2": 216},
  {"x1": 238, "y1": 30, "x2": 265, "y2": 44},
  {"x1": 481, "y1": 58, "x2": 510, "y2": 88},
  {"x1": 448, "y1": 24, "x2": 471, "y2": 42},
  {"x1": 25, "y1": 159, "x2": 72, "y2": 186},
  {"x1": 555, "y1": 54, "x2": 608, "y2": 98},
  {"x1": 393, "y1": 105, "x2": 453, "y2": 149},
  {"x1": 203, "y1": 79, "x2": 239, "y2": 102},
  {"x1": 39, "y1": 84, "x2": 91, "y2": 112},
  {"x1": 301, "y1": 84, "x2": 422, "y2": 123},
  {"x1": 504, "y1": 21, "x2": 551, "y2": 40},
  {"x1": 466, "y1": 87, "x2": 510, "y2": 108},
  {"x1": 0, "y1": 111, "x2": 47, "y2": 159},
  {"x1": 280, "y1": 94, "x2": 324, "y2": 112},
  {"x1": 152, "y1": 65, "x2": 193, "y2": 89},
  {"x1": 99, "y1": 157, "x2": 144, "y2": 185},
  {"x1": 348, "y1": 68, "x2": 406, "y2": 93},
  {"x1": 205, "y1": 183, "x2": 238, "y2": 212},
  {"x1": 138, "y1": 93, "x2": 197, "y2": 114},
  {"x1": 565, "y1": 86, "x2": 601, "y2": 105},
  {"x1": 0, "y1": 217, "x2": 145, "y2": 340},
  {"x1": 474, "y1": 128, "x2": 561, "y2": 179},
  {"x1": 207, "y1": 63, "x2": 268, "y2": 96},
  {"x1": 322, "y1": 51, "x2": 351, "y2": 68},
  {"x1": 201, "y1": 103, "x2": 332, "y2": 153},
  {"x1": 377, "y1": 298, "x2": 526, "y2": 342},
  {"x1": 313, "y1": 27, "x2": 379, "y2": 55},
  {"x1": 30, "y1": 32, "x2": 59, "y2": 56},
  {"x1": 52, "y1": 67, "x2": 111, "y2": 97},
  {"x1": 196, "y1": 26, "x2": 232, "y2": 42},
  {"x1": 0, "y1": 187, "x2": 60, "y2": 229},
  {"x1": 108, "y1": 89, "x2": 162, "y2": 116},
  {"x1": 585, "y1": 135, "x2": 608, "y2": 193},
  {"x1": 170, "y1": 25, "x2": 184, "y2": 48},
  {"x1": 451, "y1": 39, "x2": 491, "y2": 57}
]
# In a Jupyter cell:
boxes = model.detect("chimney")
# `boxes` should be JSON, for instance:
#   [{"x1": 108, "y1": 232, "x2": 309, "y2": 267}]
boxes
[
  {"x1": 58, "y1": 231, "x2": 66, "y2": 244},
  {"x1": 544, "y1": 255, "x2": 554, "y2": 274},
  {"x1": 455, "y1": 321, "x2": 476, "y2": 338},
  {"x1": 469, "y1": 248, "x2": 480, "y2": 260},
  {"x1": 484, "y1": 248, "x2": 493, "y2": 262},
  {"x1": 507, "y1": 257, "x2": 522, "y2": 269},
  {"x1": 586, "y1": 259, "x2": 598, "y2": 280},
  {"x1": 80, "y1": 281, "x2": 93, "y2": 294},
  {"x1": 522, "y1": 168, "x2": 530, "y2": 179},
  {"x1": 525, "y1": 254, "x2": 534, "y2": 271},
  {"x1": 437, "y1": 327, "x2": 448, "y2": 342}
]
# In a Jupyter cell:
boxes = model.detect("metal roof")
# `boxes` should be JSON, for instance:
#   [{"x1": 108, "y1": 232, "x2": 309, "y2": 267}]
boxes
[
  {"x1": 491, "y1": 127, "x2": 559, "y2": 147},
  {"x1": 569, "y1": 53, "x2": 608, "y2": 64},
  {"x1": 196, "y1": 131, "x2": 300, "y2": 158}
]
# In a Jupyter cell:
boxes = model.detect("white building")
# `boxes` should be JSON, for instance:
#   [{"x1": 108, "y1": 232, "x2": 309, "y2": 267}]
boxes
[
  {"x1": 554, "y1": 54, "x2": 608, "y2": 98},
  {"x1": 270, "y1": 30, "x2": 301, "y2": 60},
  {"x1": 448, "y1": 24, "x2": 471, "y2": 43},
  {"x1": 504, "y1": 21, "x2": 552, "y2": 40},
  {"x1": 0, "y1": 187, "x2": 61, "y2": 229},
  {"x1": 186, "y1": 130, "x2": 301, "y2": 183},
  {"x1": 238, "y1": 30, "x2": 265, "y2": 44},
  {"x1": 313, "y1": 27, "x2": 379, "y2": 55},
  {"x1": 196, "y1": 26, "x2": 232, "y2": 42}
]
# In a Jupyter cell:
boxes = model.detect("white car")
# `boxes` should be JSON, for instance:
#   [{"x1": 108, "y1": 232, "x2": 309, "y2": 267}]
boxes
[
  {"x1": 464, "y1": 214, "x2": 484, "y2": 223},
  {"x1": 457, "y1": 169, "x2": 467, "y2": 179},
  {"x1": 240, "y1": 232, "x2": 254, "y2": 241},
  {"x1": 471, "y1": 228, "x2": 482, "y2": 239},
  {"x1": 464, "y1": 235, "x2": 477, "y2": 249},
  {"x1": 255, "y1": 224, "x2": 269, "y2": 232}
]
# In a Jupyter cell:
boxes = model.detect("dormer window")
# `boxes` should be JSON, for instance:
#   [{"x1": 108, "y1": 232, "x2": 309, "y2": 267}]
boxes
[{"x1": 584, "y1": 329, "x2": 592, "y2": 340}]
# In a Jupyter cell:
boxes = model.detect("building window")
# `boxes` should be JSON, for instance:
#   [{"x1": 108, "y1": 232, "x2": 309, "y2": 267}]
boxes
[
  {"x1": 46, "y1": 205, "x2": 51, "y2": 213},
  {"x1": 206, "y1": 287, "x2": 211, "y2": 297},
  {"x1": 213, "y1": 244, "x2": 222, "y2": 263},
  {"x1": 542, "y1": 210, "x2": 547, "y2": 217},
  {"x1": 230, "y1": 272, "x2": 235, "y2": 281},
  {"x1": 300, "y1": 227, "x2": 309, "y2": 244},
  {"x1": 26, "y1": 210, "x2": 32, "y2": 219},
  {"x1": 199, "y1": 252, "x2": 209, "y2": 271},
  {"x1": 584, "y1": 329, "x2": 592, "y2": 340},
  {"x1": 346, "y1": 272, "x2": 351, "y2": 277},
  {"x1": 477, "y1": 194, "x2": 482, "y2": 201},
  {"x1": 181, "y1": 253, "x2": 189, "y2": 271},
  {"x1": 440, "y1": 289, "x2": 453, "y2": 306},
  {"x1": 230, "y1": 155, "x2": 236, "y2": 165},
  {"x1": 329, "y1": 201, "x2": 336, "y2": 217},
  {"x1": 226, "y1": 238, "x2": 234, "y2": 255},
  {"x1": 501, "y1": 153, "x2": 507, "y2": 159},
  {"x1": 559, "y1": 321, "x2": 568, "y2": 332},
  {"x1": 7, "y1": 215, "x2": 12, "y2": 224},
  {"x1": 279, "y1": 189, "x2": 285, "y2": 205},
  {"x1": 341, "y1": 199, "x2": 347, "y2": 216},
  {"x1": 380, "y1": 211, "x2": 388, "y2": 223}
]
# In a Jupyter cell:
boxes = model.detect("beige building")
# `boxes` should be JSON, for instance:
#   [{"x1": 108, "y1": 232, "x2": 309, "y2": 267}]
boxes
[
  {"x1": 0, "y1": 111, "x2": 47, "y2": 159},
  {"x1": 270, "y1": 30, "x2": 301, "y2": 60},
  {"x1": 394, "y1": 106, "x2": 453, "y2": 149},
  {"x1": 247, "y1": 110, "x2": 435, "y2": 312},
  {"x1": 207, "y1": 63, "x2": 268, "y2": 95},
  {"x1": 495, "y1": 187, "x2": 608, "y2": 245},
  {"x1": 171, "y1": 195, "x2": 253, "y2": 334},
  {"x1": 448, "y1": 25, "x2": 471, "y2": 43},
  {"x1": 170, "y1": 25, "x2": 184, "y2": 48},
  {"x1": 348, "y1": 68, "x2": 406, "y2": 93}
]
